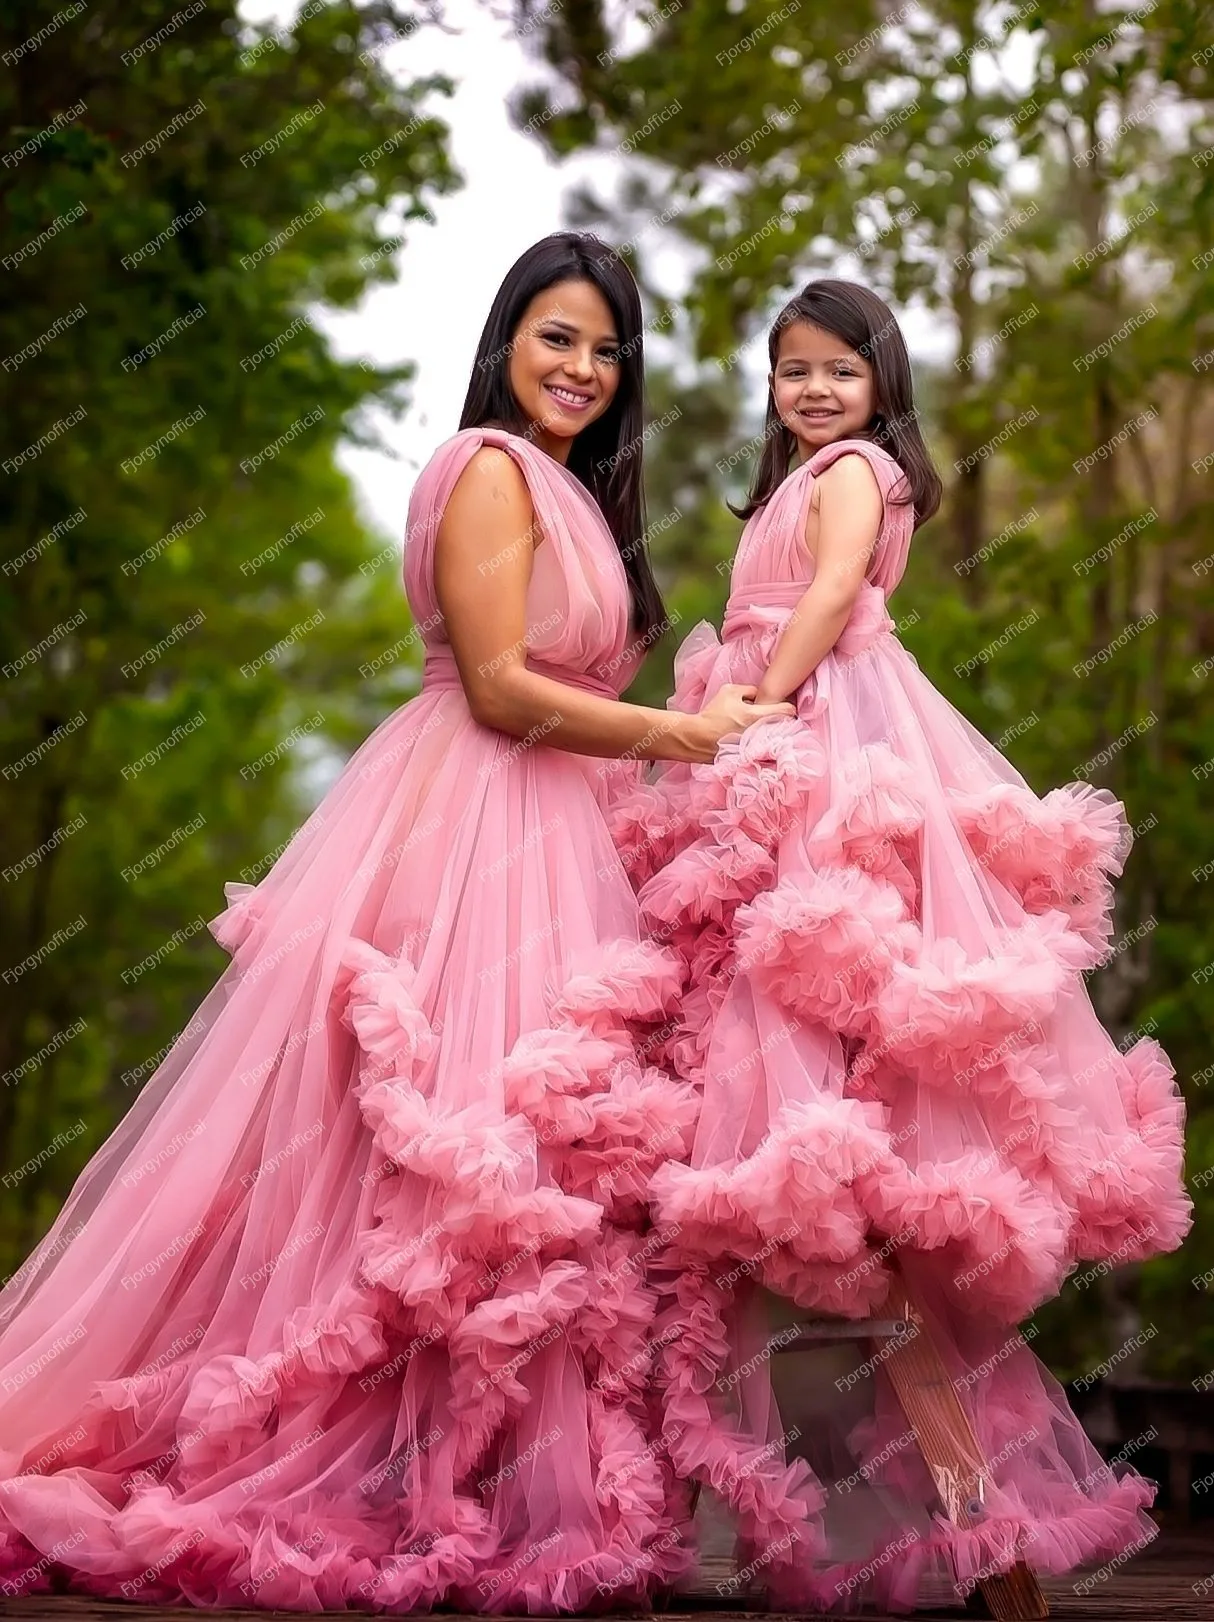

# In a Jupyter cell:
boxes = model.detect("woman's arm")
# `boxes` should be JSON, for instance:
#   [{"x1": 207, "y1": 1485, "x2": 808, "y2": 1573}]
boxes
[
  {"x1": 433, "y1": 447, "x2": 792, "y2": 763},
  {"x1": 753, "y1": 454, "x2": 884, "y2": 704}
]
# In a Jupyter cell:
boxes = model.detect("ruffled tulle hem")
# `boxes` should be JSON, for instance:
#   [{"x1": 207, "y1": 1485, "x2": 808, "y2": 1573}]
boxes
[
  {"x1": 0, "y1": 912, "x2": 695, "y2": 1613},
  {"x1": 0, "y1": 1471, "x2": 694, "y2": 1613},
  {"x1": 632, "y1": 697, "x2": 1191, "y2": 1311},
  {"x1": 645, "y1": 1256, "x2": 1161, "y2": 1614},
  {"x1": 759, "y1": 1471, "x2": 1158, "y2": 1613}
]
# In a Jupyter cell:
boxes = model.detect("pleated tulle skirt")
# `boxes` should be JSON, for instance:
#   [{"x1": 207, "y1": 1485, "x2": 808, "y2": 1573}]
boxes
[
  {"x1": 605, "y1": 606, "x2": 1190, "y2": 1610},
  {"x1": 0, "y1": 677, "x2": 700, "y2": 1612}
]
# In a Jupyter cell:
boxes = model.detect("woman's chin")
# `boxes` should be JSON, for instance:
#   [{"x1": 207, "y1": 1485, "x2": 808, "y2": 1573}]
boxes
[{"x1": 532, "y1": 407, "x2": 602, "y2": 442}]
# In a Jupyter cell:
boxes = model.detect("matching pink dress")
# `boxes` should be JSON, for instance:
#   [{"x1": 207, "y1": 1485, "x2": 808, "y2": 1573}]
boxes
[
  {"x1": 0, "y1": 427, "x2": 1191, "y2": 1614},
  {"x1": 0, "y1": 429, "x2": 695, "y2": 1612},
  {"x1": 606, "y1": 435, "x2": 1192, "y2": 1608}
]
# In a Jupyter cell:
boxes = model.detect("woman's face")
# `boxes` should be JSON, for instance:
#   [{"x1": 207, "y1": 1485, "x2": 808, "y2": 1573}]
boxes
[
  {"x1": 506, "y1": 278, "x2": 622, "y2": 460},
  {"x1": 770, "y1": 320, "x2": 876, "y2": 461}
]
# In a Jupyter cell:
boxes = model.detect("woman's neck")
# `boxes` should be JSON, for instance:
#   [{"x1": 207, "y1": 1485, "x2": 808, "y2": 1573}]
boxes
[{"x1": 481, "y1": 417, "x2": 572, "y2": 465}]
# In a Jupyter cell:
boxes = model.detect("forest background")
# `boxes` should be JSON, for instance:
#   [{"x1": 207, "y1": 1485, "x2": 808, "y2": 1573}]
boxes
[{"x1": 1, "y1": 0, "x2": 1211, "y2": 1385}]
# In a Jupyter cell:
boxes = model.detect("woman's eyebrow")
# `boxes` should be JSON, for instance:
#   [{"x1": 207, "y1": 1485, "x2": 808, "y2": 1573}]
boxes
[{"x1": 543, "y1": 318, "x2": 619, "y2": 343}]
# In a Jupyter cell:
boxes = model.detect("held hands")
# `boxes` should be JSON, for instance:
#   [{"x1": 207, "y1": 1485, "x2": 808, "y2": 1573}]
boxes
[{"x1": 687, "y1": 683, "x2": 795, "y2": 763}]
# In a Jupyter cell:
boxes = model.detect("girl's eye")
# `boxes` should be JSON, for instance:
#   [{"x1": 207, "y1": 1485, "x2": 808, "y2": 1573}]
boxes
[
  {"x1": 542, "y1": 331, "x2": 570, "y2": 345},
  {"x1": 598, "y1": 349, "x2": 620, "y2": 364}
]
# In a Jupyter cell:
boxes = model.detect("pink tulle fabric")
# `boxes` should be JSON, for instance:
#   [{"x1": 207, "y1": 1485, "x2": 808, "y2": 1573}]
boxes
[
  {"x1": 0, "y1": 429, "x2": 695, "y2": 1612},
  {"x1": 608, "y1": 437, "x2": 1192, "y2": 1610}
]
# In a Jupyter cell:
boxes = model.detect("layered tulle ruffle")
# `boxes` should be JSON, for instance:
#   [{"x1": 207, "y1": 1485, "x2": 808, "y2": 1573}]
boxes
[
  {"x1": 619, "y1": 438, "x2": 1187, "y2": 1605},
  {"x1": 645, "y1": 1250, "x2": 1161, "y2": 1612},
  {"x1": 623, "y1": 654, "x2": 1189, "y2": 1329},
  {"x1": 0, "y1": 425, "x2": 704, "y2": 1615}
]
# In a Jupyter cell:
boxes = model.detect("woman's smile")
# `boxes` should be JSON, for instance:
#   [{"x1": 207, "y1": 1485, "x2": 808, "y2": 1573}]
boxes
[
  {"x1": 543, "y1": 379, "x2": 597, "y2": 412},
  {"x1": 505, "y1": 279, "x2": 621, "y2": 460}
]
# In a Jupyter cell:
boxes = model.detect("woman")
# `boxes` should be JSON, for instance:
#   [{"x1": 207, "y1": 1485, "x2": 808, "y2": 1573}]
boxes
[{"x1": 0, "y1": 233, "x2": 790, "y2": 1613}]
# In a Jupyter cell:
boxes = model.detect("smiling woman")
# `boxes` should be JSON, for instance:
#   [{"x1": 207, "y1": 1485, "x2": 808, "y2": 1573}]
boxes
[
  {"x1": 458, "y1": 234, "x2": 664, "y2": 640},
  {"x1": 0, "y1": 231, "x2": 791, "y2": 1614},
  {"x1": 505, "y1": 288, "x2": 622, "y2": 440}
]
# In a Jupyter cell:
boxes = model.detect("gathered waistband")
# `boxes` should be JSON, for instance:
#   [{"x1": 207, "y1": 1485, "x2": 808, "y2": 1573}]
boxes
[
  {"x1": 421, "y1": 643, "x2": 618, "y2": 700},
  {"x1": 723, "y1": 578, "x2": 894, "y2": 656},
  {"x1": 722, "y1": 581, "x2": 806, "y2": 642}
]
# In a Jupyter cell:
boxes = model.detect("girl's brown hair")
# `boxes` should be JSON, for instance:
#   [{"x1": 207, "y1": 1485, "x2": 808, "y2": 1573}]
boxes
[{"x1": 733, "y1": 278, "x2": 941, "y2": 530}]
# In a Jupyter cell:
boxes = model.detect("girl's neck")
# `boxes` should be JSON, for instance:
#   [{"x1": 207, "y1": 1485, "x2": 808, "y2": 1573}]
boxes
[{"x1": 790, "y1": 424, "x2": 875, "y2": 471}]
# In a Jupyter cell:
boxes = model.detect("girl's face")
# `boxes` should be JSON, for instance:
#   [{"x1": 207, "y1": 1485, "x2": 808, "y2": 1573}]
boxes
[
  {"x1": 769, "y1": 320, "x2": 876, "y2": 461},
  {"x1": 506, "y1": 278, "x2": 622, "y2": 460}
]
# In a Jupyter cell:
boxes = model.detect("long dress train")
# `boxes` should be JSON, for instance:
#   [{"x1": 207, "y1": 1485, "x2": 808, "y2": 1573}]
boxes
[
  {"x1": 0, "y1": 427, "x2": 696, "y2": 1613},
  {"x1": 607, "y1": 437, "x2": 1193, "y2": 1611}
]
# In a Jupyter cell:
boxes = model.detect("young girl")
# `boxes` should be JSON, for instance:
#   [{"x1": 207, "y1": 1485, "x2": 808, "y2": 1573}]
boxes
[
  {"x1": 0, "y1": 234, "x2": 789, "y2": 1612},
  {"x1": 612, "y1": 279, "x2": 1193, "y2": 1609}
]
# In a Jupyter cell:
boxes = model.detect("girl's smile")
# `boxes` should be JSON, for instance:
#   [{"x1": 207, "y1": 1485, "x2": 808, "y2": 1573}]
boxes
[{"x1": 770, "y1": 319, "x2": 877, "y2": 460}]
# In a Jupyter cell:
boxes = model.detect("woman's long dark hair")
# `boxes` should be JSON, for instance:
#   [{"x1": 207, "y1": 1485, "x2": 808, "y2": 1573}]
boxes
[
  {"x1": 459, "y1": 232, "x2": 665, "y2": 640},
  {"x1": 733, "y1": 279, "x2": 942, "y2": 530}
]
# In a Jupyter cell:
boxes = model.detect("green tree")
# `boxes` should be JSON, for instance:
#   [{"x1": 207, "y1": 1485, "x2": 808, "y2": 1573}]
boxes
[{"x1": 0, "y1": 0, "x2": 456, "y2": 1268}]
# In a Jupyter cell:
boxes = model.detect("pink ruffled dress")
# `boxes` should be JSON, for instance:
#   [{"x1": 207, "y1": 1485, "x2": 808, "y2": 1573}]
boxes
[
  {"x1": 0, "y1": 428, "x2": 697, "y2": 1613},
  {"x1": 608, "y1": 437, "x2": 1193, "y2": 1609}
]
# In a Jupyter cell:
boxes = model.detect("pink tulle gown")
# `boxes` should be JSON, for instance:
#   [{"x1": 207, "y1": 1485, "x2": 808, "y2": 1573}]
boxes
[
  {"x1": 608, "y1": 437, "x2": 1194, "y2": 1611},
  {"x1": 0, "y1": 427, "x2": 697, "y2": 1613}
]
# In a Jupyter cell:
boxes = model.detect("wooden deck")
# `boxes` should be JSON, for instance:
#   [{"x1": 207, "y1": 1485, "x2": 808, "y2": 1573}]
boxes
[
  {"x1": 690, "y1": 1525, "x2": 1213, "y2": 1617},
  {"x1": 0, "y1": 1527, "x2": 1210, "y2": 1620}
]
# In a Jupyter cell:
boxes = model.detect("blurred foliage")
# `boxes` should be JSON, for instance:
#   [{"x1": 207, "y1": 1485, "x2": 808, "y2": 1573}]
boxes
[
  {"x1": 0, "y1": 0, "x2": 455, "y2": 1268},
  {"x1": 511, "y1": 0, "x2": 1214, "y2": 1376}
]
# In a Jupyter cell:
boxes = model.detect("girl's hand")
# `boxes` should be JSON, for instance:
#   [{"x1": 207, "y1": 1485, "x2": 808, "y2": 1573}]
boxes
[{"x1": 681, "y1": 684, "x2": 794, "y2": 763}]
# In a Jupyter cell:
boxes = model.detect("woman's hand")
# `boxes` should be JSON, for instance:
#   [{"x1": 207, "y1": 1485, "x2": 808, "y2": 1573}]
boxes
[{"x1": 679, "y1": 683, "x2": 794, "y2": 763}]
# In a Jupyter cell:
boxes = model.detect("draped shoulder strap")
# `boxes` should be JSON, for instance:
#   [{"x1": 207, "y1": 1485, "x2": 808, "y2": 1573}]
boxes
[
  {"x1": 805, "y1": 437, "x2": 915, "y2": 595},
  {"x1": 402, "y1": 427, "x2": 616, "y2": 640}
]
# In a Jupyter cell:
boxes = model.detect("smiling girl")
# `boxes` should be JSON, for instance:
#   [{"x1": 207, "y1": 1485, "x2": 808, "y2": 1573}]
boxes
[{"x1": 620, "y1": 277, "x2": 1191, "y2": 1611}]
